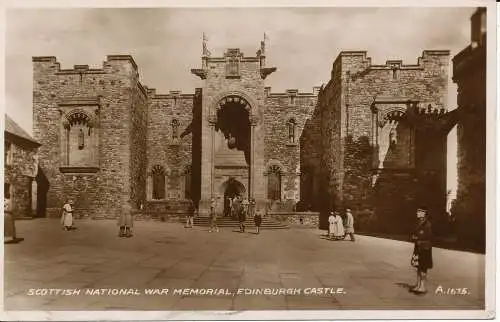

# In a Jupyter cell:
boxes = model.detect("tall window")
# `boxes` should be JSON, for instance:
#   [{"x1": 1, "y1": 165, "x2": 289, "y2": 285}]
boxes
[
  {"x1": 171, "y1": 119, "x2": 179, "y2": 140},
  {"x1": 267, "y1": 165, "x2": 282, "y2": 201},
  {"x1": 152, "y1": 165, "x2": 166, "y2": 200},
  {"x1": 5, "y1": 141, "x2": 12, "y2": 165},
  {"x1": 287, "y1": 118, "x2": 296, "y2": 143}
]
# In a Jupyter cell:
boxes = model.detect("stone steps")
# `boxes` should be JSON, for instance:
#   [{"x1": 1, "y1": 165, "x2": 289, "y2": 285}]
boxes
[{"x1": 193, "y1": 216, "x2": 289, "y2": 229}]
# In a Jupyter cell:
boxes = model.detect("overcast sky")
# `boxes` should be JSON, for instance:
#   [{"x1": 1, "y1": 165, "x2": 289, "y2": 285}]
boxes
[{"x1": 6, "y1": 7, "x2": 475, "y2": 133}]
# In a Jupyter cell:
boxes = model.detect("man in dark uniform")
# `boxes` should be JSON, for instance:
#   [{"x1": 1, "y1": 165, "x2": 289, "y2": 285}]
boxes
[{"x1": 409, "y1": 207, "x2": 433, "y2": 294}]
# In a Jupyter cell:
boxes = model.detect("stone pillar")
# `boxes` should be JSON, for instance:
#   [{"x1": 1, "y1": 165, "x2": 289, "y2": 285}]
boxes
[
  {"x1": 199, "y1": 115, "x2": 217, "y2": 216},
  {"x1": 250, "y1": 117, "x2": 257, "y2": 199}
]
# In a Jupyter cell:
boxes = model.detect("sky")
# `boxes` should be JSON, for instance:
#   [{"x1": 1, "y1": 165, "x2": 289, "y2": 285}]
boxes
[{"x1": 5, "y1": 6, "x2": 476, "y2": 197}]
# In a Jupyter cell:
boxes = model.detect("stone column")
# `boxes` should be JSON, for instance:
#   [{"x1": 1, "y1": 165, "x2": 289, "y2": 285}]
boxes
[
  {"x1": 164, "y1": 172, "x2": 169, "y2": 199},
  {"x1": 249, "y1": 116, "x2": 258, "y2": 199}
]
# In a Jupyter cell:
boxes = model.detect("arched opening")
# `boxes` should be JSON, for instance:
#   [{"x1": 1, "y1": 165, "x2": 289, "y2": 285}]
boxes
[
  {"x1": 151, "y1": 165, "x2": 166, "y2": 200},
  {"x1": 221, "y1": 177, "x2": 246, "y2": 217},
  {"x1": 267, "y1": 165, "x2": 282, "y2": 201},
  {"x1": 215, "y1": 95, "x2": 251, "y2": 164},
  {"x1": 63, "y1": 110, "x2": 95, "y2": 167}
]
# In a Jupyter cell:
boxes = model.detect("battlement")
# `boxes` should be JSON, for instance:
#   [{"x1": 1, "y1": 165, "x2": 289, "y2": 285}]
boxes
[
  {"x1": 265, "y1": 87, "x2": 320, "y2": 98},
  {"x1": 32, "y1": 55, "x2": 140, "y2": 74},
  {"x1": 333, "y1": 49, "x2": 450, "y2": 77}
]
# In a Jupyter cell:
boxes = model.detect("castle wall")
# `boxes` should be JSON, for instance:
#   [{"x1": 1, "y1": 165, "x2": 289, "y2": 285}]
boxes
[
  {"x1": 452, "y1": 7, "x2": 486, "y2": 251},
  {"x1": 4, "y1": 137, "x2": 39, "y2": 218},
  {"x1": 146, "y1": 90, "x2": 194, "y2": 207},
  {"x1": 302, "y1": 50, "x2": 450, "y2": 233},
  {"x1": 33, "y1": 56, "x2": 141, "y2": 218},
  {"x1": 264, "y1": 89, "x2": 316, "y2": 210}
]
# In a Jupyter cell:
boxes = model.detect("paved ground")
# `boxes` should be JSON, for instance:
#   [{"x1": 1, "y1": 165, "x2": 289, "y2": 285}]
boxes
[{"x1": 4, "y1": 218, "x2": 485, "y2": 311}]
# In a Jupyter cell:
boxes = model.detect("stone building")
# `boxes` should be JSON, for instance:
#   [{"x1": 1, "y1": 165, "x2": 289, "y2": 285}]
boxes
[
  {"x1": 451, "y1": 7, "x2": 486, "y2": 251},
  {"x1": 33, "y1": 40, "x2": 318, "y2": 218},
  {"x1": 4, "y1": 114, "x2": 40, "y2": 218},
  {"x1": 301, "y1": 50, "x2": 456, "y2": 234}
]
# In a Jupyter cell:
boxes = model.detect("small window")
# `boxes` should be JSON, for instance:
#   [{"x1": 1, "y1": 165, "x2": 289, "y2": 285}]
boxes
[{"x1": 290, "y1": 96, "x2": 296, "y2": 105}]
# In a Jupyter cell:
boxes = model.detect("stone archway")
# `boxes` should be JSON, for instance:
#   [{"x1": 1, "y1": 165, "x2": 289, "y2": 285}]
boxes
[{"x1": 220, "y1": 178, "x2": 246, "y2": 217}]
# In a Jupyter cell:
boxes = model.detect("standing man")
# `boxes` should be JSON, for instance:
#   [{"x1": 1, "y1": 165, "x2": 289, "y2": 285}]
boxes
[
  {"x1": 344, "y1": 208, "x2": 356, "y2": 242},
  {"x1": 4, "y1": 197, "x2": 23, "y2": 244},
  {"x1": 209, "y1": 197, "x2": 219, "y2": 233},
  {"x1": 409, "y1": 207, "x2": 433, "y2": 294}
]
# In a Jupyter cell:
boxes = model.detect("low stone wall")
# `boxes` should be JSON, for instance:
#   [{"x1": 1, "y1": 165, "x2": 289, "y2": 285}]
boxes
[{"x1": 267, "y1": 211, "x2": 320, "y2": 228}]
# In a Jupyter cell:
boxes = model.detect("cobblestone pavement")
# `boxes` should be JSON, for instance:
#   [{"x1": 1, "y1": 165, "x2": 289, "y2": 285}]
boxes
[{"x1": 3, "y1": 218, "x2": 486, "y2": 312}]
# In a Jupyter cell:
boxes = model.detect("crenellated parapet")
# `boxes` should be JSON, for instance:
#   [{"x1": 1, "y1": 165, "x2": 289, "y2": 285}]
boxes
[{"x1": 265, "y1": 87, "x2": 320, "y2": 98}]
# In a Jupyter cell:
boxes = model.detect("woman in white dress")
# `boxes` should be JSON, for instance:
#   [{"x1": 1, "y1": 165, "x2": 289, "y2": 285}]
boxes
[
  {"x1": 61, "y1": 200, "x2": 74, "y2": 231},
  {"x1": 328, "y1": 212, "x2": 336, "y2": 239}
]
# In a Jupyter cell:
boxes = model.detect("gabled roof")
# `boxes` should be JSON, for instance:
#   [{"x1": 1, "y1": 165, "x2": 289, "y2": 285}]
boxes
[{"x1": 5, "y1": 114, "x2": 40, "y2": 146}]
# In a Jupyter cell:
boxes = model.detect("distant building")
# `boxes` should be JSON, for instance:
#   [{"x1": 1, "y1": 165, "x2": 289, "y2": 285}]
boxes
[
  {"x1": 452, "y1": 7, "x2": 487, "y2": 251},
  {"x1": 301, "y1": 50, "x2": 456, "y2": 234},
  {"x1": 4, "y1": 115, "x2": 40, "y2": 218}
]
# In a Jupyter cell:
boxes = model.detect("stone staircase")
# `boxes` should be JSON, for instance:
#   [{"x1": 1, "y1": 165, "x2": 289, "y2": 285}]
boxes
[{"x1": 193, "y1": 216, "x2": 289, "y2": 230}]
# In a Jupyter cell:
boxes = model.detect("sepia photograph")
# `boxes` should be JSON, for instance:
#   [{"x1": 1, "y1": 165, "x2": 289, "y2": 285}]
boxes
[{"x1": 1, "y1": 1, "x2": 495, "y2": 320}]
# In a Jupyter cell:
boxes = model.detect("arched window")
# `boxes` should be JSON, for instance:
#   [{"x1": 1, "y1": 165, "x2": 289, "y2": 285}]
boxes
[
  {"x1": 267, "y1": 165, "x2": 282, "y2": 201},
  {"x1": 287, "y1": 118, "x2": 296, "y2": 143},
  {"x1": 171, "y1": 119, "x2": 179, "y2": 140},
  {"x1": 152, "y1": 165, "x2": 166, "y2": 200},
  {"x1": 64, "y1": 110, "x2": 94, "y2": 166}
]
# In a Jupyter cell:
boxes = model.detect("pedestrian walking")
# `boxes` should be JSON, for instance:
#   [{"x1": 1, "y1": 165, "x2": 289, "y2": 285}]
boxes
[
  {"x1": 409, "y1": 207, "x2": 433, "y2": 294},
  {"x1": 61, "y1": 199, "x2": 74, "y2": 231},
  {"x1": 238, "y1": 196, "x2": 247, "y2": 233},
  {"x1": 185, "y1": 199, "x2": 195, "y2": 228},
  {"x1": 118, "y1": 200, "x2": 134, "y2": 237},
  {"x1": 328, "y1": 211, "x2": 335, "y2": 239},
  {"x1": 209, "y1": 197, "x2": 219, "y2": 233},
  {"x1": 254, "y1": 208, "x2": 262, "y2": 234},
  {"x1": 334, "y1": 212, "x2": 345, "y2": 240},
  {"x1": 344, "y1": 208, "x2": 356, "y2": 242}
]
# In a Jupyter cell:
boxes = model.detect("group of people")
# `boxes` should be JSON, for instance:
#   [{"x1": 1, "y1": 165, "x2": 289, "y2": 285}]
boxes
[
  {"x1": 209, "y1": 195, "x2": 263, "y2": 234},
  {"x1": 327, "y1": 208, "x2": 355, "y2": 241}
]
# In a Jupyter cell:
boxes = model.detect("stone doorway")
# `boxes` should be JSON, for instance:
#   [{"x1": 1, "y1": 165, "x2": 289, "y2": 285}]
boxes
[{"x1": 221, "y1": 178, "x2": 246, "y2": 217}]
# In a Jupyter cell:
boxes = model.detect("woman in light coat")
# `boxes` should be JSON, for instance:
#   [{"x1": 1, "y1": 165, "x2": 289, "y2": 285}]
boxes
[
  {"x1": 61, "y1": 200, "x2": 74, "y2": 231},
  {"x1": 334, "y1": 212, "x2": 345, "y2": 240},
  {"x1": 118, "y1": 200, "x2": 134, "y2": 237},
  {"x1": 344, "y1": 208, "x2": 356, "y2": 242}
]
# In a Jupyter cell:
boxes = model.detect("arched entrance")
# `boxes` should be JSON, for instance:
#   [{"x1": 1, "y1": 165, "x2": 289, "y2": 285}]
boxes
[{"x1": 220, "y1": 178, "x2": 246, "y2": 217}]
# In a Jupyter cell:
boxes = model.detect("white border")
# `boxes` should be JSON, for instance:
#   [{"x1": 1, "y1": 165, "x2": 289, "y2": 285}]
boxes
[{"x1": 0, "y1": 0, "x2": 497, "y2": 320}]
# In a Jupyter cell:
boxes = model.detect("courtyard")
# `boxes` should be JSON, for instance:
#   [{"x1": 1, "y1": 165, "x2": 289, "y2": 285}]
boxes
[{"x1": 4, "y1": 218, "x2": 485, "y2": 312}]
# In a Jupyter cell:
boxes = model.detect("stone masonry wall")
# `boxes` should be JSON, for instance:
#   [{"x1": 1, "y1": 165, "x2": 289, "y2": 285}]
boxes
[
  {"x1": 146, "y1": 90, "x2": 194, "y2": 204},
  {"x1": 264, "y1": 90, "x2": 316, "y2": 208},
  {"x1": 130, "y1": 82, "x2": 148, "y2": 210},
  {"x1": 33, "y1": 56, "x2": 139, "y2": 218},
  {"x1": 4, "y1": 138, "x2": 38, "y2": 218}
]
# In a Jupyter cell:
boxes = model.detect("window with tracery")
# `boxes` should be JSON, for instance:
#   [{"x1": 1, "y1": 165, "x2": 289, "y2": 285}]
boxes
[
  {"x1": 267, "y1": 165, "x2": 282, "y2": 201},
  {"x1": 152, "y1": 165, "x2": 166, "y2": 200},
  {"x1": 62, "y1": 110, "x2": 95, "y2": 167}
]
